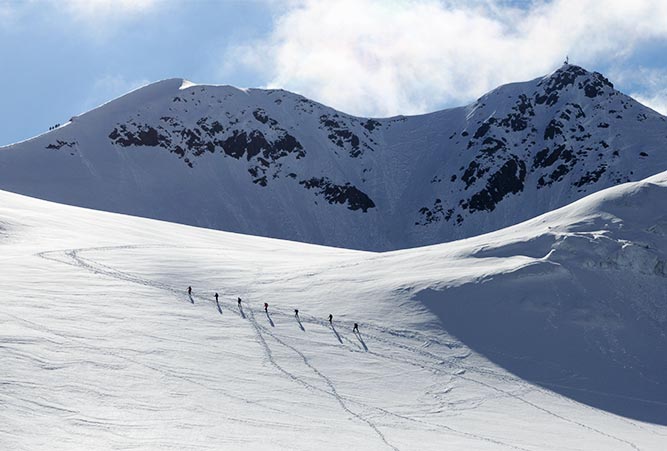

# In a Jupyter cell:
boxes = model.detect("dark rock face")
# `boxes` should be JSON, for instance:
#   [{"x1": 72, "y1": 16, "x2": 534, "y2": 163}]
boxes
[
  {"x1": 363, "y1": 119, "x2": 381, "y2": 132},
  {"x1": 417, "y1": 199, "x2": 452, "y2": 225},
  {"x1": 416, "y1": 64, "x2": 649, "y2": 228},
  {"x1": 109, "y1": 110, "x2": 305, "y2": 184},
  {"x1": 319, "y1": 114, "x2": 364, "y2": 157},
  {"x1": 574, "y1": 165, "x2": 607, "y2": 188},
  {"x1": 109, "y1": 124, "x2": 166, "y2": 148},
  {"x1": 46, "y1": 140, "x2": 77, "y2": 150},
  {"x1": 534, "y1": 144, "x2": 573, "y2": 169},
  {"x1": 105, "y1": 89, "x2": 387, "y2": 216},
  {"x1": 582, "y1": 73, "x2": 614, "y2": 98},
  {"x1": 462, "y1": 160, "x2": 486, "y2": 189},
  {"x1": 544, "y1": 119, "x2": 563, "y2": 140},
  {"x1": 299, "y1": 177, "x2": 375, "y2": 212},
  {"x1": 533, "y1": 65, "x2": 613, "y2": 106},
  {"x1": 473, "y1": 121, "x2": 493, "y2": 139},
  {"x1": 221, "y1": 130, "x2": 269, "y2": 160},
  {"x1": 317, "y1": 113, "x2": 382, "y2": 158},
  {"x1": 535, "y1": 65, "x2": 587, "y2": 106},
  {"x1": 252, "y1": 109, "x2": 269, "y2": 124},
  {"x1": 467, "y1": 158, "x2": 527, "y2": 212}
]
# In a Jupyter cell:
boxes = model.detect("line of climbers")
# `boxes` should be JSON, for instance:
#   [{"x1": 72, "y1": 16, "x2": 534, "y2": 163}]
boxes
[{"x1": 188, "y1": 286, "x2": 360, "y2": 333}]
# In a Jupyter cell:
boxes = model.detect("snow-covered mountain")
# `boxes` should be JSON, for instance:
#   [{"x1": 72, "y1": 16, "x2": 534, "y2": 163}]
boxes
[
  {"x1": 2, "y1": 167, "x2": 667, "y2": 450},
  {"x1": 1, "y1": 64, "x2": 666, "y2": 250}
]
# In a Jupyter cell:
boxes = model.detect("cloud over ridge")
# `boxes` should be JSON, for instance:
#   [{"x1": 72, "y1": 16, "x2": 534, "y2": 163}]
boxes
[{"x1": 231, "y1": 0, "x2": 667, "y2": 117}]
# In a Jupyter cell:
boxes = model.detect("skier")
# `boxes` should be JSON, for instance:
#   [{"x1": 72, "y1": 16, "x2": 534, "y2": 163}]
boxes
[
  {"x1": 237, "y1": 297, "x2": 242, "y2": 307},
  {"x1": 328, "y1": 314, "x2": 333, "y2": 324},
  {"x1": 214, "y1": 292, "x2": 219, "y2": 302},
  {"x1": 294, "y1": 309, "x2": 299, "y2": 317},
  {"x1": 353, "y1": 323, "x2": 359, "y2": 333},
  {"x1": 188, "y1": 286, "x2": 192, "y2": 295},
  {"x1": 264, "y1": 302, "x2": 269, "y2": 313}
]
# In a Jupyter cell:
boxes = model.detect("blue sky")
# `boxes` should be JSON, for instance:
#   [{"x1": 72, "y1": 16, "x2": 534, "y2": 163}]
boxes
[{"x1": 1, "y1": 0, "x2": 666, "y2": 146}]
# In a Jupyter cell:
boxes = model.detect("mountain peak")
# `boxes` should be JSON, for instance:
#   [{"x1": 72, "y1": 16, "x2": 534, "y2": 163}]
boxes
[{"x1": 535, "y1": 63, "x2": 615, "y2": 106}]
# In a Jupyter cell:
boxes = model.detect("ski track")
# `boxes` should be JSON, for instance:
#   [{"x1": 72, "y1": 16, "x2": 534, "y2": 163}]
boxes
[
  {"x1": 36, "y1": 246, "x2": 527, "y2": 449},
  {"x1": 1, "y1": 312, "x2": 302, "y2": 421},
  {"x1": 364, "y1": 323, "x2": 642, "y2": 451},
  {"x1": 33, "y1": 244, "x2": 647, "y2": 450},
  {"x1": 39, "y1": 247, "x2": 402, "y2": 451},
  {"x1": 248, "y1": 313, "x2": 531, "y2": 451},
  {"x1": 245, "y1": 308, "x2": 400, "y2": 451}
]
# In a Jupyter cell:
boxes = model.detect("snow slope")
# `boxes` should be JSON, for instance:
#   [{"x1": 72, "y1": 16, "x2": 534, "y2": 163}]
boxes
[
  {"x1": 2, "y1": 170, "x2": 667, "y2": 449},
  {"x1": 1, "y1": 64, "x2": 667, "y2": 250}
]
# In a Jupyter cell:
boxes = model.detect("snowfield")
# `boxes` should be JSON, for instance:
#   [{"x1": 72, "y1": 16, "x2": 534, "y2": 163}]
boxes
[{"x1": 1, "y1": 170, "x2": 667, "y2": 450}]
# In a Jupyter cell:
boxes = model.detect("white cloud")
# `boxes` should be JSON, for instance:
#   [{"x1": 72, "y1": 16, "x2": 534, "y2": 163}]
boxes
[{"x1": 229, "y1": 0, "x2": 667, "y2": 117}]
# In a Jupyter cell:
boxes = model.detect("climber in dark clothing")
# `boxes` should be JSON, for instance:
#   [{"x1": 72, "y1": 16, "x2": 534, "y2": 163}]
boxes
[
  {"x1": 294, "y1": 309, "x2": 299, "y2": 317},
  {"x1": 187, "y1": 286, "x2": 192, "y2": 295},
  {"x1": 214, "y1": 292, "x2": 219, "y2": 302},
  {"x1": 237, "y1": 297, "x2": 242, "y2": 307},
  {"x1": 328, "y1": 314, "x2": 333, "y2": 324},
  {"x1": 264, "y1": 302, "x2": 269, "y2": 313},
  {"x1": 353, "y1": 323, "x2": 359, "y2": 333}
]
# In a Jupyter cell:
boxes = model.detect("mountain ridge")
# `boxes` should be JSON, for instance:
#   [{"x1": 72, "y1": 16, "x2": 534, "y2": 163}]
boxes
[{"x1": 1, "y1": 64, "x2": 666, "y2": 251}]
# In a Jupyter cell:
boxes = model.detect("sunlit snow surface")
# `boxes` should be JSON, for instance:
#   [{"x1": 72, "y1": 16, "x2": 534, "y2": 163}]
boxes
[{"x1": 2, "y1": 173, "x2": 667, "y2": 450}]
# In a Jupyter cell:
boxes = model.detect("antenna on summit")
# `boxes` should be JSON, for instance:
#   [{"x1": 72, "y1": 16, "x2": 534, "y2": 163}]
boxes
[{"x1": 564, "y1": 55, "x2": 569, "y2": 65}]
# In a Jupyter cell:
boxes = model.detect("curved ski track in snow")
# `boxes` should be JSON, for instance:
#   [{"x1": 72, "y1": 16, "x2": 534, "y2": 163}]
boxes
[{"x1": 35, "y1": 244, "x2": 647, "y2": 451}]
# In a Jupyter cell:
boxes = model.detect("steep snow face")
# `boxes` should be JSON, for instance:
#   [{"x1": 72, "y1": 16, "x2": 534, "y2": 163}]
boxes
[
  {"x1": 1, "y1": 65, "x2": 667, "y2": 250},
  {"x1": 2, "y1": 170, "x2": 667, "y2": 450},
  {"x1": 406, "y1": 173, "x2": 667, "y2": 425}
]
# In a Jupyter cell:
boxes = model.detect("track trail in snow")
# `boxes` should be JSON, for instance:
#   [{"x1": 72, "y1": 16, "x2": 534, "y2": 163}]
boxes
[
  {"x1": 358, "y1": 327, "x2": 646, "y2": 450},
  {"x1": 39, "y1": 246, "x2": 406, "y2": 450},
  {"x1": 39, "y1": 246, "x2": 509, "y2": 450},
  {"x1": 35, "y1": 244, "x2": 646, "y2": 451},
  {"x1": 244, "y1": 308, "x2": 400, "y2": 451},
  {"x1": 250, "y1": 315, "x2": 534, "y2": 451}
]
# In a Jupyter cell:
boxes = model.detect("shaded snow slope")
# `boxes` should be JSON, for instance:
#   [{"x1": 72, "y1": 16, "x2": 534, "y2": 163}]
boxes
[
  {"x1": 2, "y1": 170, "x2": 667, "y2": 450},
  {"x1": 404, "y1": 173, "x2": 667, "y2": 424},
  {"x1": 1, "y1": 65, "x2": 667, "y2": 250}
]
